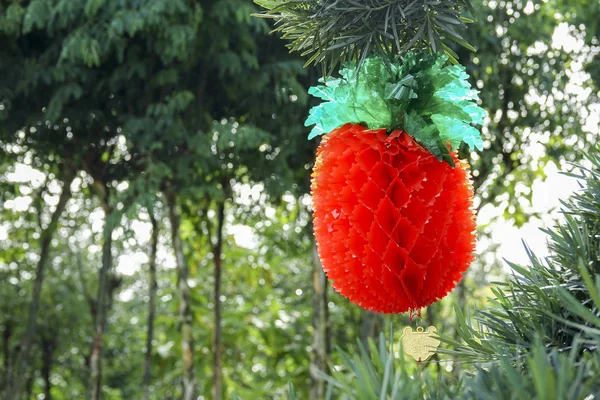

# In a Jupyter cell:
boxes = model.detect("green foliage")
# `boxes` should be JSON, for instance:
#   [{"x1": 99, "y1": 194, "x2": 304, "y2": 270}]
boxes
[
  {"x1": 322, "y1": 338, "x2": 600, "y2": 400},
  {"x1": 444, "y1": 148, "x2": 600, "y2": 396},
  {"x1": 456, "y1": 0, "x2": 599, "y2": 223},
  {"x1": 314, "y1": 332, "x2": 459, "y2": 400},
  {"x1": 306, "y1": 53, "x2": 484, "y2": 163},
  {"x1": 444, "y1": 148, "x2": 600, "y2": 363},
  {"x1": 1, "y1": 0, "x2": 314, "y2": 398},
  {"x1": 317, "y1": 148, "x2": 600, "y2": 399},
  {"x1": 1, "y1": 0, "x2": 600, "y2": 398},
  {"x1": 254, "y1": 0, "x2": 476, "y2": 75},
  {"x1": 460, "y1": 340, "x2": 600, "y2": 399}
]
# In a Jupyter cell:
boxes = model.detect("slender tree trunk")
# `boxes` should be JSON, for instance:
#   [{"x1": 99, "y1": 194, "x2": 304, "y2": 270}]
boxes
[
  {"x1": 2, "y1": 320, "x2": 13, "y2": 391},
  {"x1": 7, "y1": 171, "x2": 75, "y2": 399},
  {"x1": 88, "y1": 213, "x2": 115, "y2": 400},
  {"x1": 359, "y1": 310, "x2": 384, "y2": 348},
  {"x1": 212, "y1": 202, "x2": 225, "y2": 400},
  {"x1": 452, "y1": 278, "x2": 468, "y2": 379},
  {"x1": 41, "y1": 334, "x2": 56, "y2": 400},
  {"x1": 455, "y1": 279, "x2": 467, "y2": 313},
  {"x1": 165, "y1": 189, "x2": 197, "y2": 400},
  {"x1": 143, "y1": 213, "x2": 159, "y2": 400},
  {"x1": 310, "y1": 243, "x2": 329, "y2": 400},
  {"x1": 23, "y1": 373, "x2": 34, "y2": 400}
]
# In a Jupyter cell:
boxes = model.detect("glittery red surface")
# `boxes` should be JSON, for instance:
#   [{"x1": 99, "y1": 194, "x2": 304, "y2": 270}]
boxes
[{"x1": 311, "y1": 124, "x2": 476, "y2": 314}]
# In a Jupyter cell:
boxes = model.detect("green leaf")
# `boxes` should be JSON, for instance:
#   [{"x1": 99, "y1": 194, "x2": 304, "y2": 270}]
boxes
[
  {"x1": 405, "y1": 111, "x2": 454, "y2": 165},
  {"x1": 253, "y1": 0, "x2": 476, "y2": 75},
  {"x1": 435, "y1": 81, "x2": 479, "y2": 102},
  {"x1": 305, "y1": 52, "x2": 485, "y2": 161},
  {"x1": 384, "y1": 74, "x2": 418, "y2": 101},
  {"x1": 431, "y1": 114, "x2": 483, "y2": 151},
  {"x1": 305, "y1": 57, "x2": 394, "y2": 138}
]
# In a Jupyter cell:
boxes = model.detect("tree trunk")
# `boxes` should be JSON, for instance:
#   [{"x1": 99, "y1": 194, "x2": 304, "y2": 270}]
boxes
[
  {"x1": 23, "y1": 372, "x2": 34, "y2": 400},
  {"x1": 455, "y1": 279, "x2": 467, "y2": 313},
  {"x1": 143, "y1": 213, "x2": 159, "y2": 400},
  {"x1": 88, "y1": 213, "x2": 115, "y2": 400},
  {"x1": 452, "y1": 278, "x2": 468, "y2": 379},
  {"x1": 7, "y1": 171, "x2": 75, "y2": 399},
  {"x1": 359, "y1": 310, "x2": 384, "y2": 348},
  {"x1": 310, "y1": 243, "x2": 329, "y2": 400},
  {"x1": 41, "y1": 334, "x2": 56, "y2": 400},
  {"x1": 2, "y1": 320, "x2": 13, "y2": 391},
  {"x1": 165, "y1": 189, "x2": 197, "y2": 400},
  {"x1": 212, "y1": 202, "x2": 225, "y2": 400}
]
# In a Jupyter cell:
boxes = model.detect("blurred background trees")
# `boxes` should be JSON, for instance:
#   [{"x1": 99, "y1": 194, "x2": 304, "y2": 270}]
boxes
[{"x1": 0, "y1": 0, "x2": 598, "y2": 399}]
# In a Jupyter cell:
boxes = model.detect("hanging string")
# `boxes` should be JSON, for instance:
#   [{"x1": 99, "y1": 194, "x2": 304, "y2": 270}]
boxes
[
  {"x1": 413, "y1": 311, "x2": 423, "y2": 379},
  {"x1": 409, "y1": 308, "x2": 422, "y2": 322}
]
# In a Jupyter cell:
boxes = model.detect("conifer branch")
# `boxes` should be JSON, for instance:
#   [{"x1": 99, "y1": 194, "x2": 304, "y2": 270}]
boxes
[{"x1": 254, "y1": 0, "x2": 476, "y2": 75}]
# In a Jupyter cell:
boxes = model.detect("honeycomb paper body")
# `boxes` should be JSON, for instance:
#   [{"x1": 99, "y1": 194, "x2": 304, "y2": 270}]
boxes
[{"x1": 312, "y1": 124, "x2": 476, "y2": 313}]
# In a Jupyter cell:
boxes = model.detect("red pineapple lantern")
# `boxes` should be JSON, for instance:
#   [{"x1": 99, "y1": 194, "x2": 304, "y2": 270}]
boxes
[
  {"x1": 312, "y1": 124, "x2": 475, "y2": 314},
  {"x1": 255, "y1": 0, "x2": 485, "y2": 316}
]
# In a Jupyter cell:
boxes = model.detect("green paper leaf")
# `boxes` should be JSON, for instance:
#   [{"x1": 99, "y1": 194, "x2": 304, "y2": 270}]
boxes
[
  {"x1": 405, "y1": 111, "x2": 454, "y2": 166},
  {"x1": 463, "y1": 103, "x2": 487, "y2": 125},
  {"x1": 308, "y1": 85, "x2": 337, "y2": 102},
  {"x1": 304, "y1": 58, "x2": 395, "y2": 136},
  {"x1": 431, "y1": 114, "x2": 484, "y2": 151},
  {"x1": 384, "y1": 74, "x2": 418, "y2": 101},
  {"x1": 435, "y1": 81, "x2": 479, "y2": 102},
  {"x1": 305, "y1": 52, "x2": 486, "y2": 161}
]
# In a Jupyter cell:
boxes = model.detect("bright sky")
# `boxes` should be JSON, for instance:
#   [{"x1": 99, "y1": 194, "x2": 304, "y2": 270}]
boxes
[{"x1": 476, "y1": 161, "x2": 582, "y2": 267}]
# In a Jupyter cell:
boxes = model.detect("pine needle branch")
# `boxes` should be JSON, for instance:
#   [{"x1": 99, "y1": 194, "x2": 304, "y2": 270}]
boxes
[{"x1": 254, "y1": 0, "x2": 476, "y2": 75}]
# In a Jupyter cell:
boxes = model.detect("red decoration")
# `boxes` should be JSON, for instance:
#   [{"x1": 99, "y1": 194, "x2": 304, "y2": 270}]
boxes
[{"x1": 311, "y1": 124, "x2": 476, "y2": 314}]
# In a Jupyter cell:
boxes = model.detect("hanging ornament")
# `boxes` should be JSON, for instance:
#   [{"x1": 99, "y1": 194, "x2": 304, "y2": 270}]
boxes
[
  {"x1": 255, "y1": 0, "x2": 483, "y2": 315},
  {"x1": 400, "y1": 326, "x2": 441, "y2": 362},
  {"x1": 312, "y1": 123, "x2": 475, "y2": 313}
]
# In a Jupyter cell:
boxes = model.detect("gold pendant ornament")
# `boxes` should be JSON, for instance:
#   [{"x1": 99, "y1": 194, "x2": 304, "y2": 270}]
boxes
[{"x1": 400, "y1": 326, "x2": 440, "y2": 362}]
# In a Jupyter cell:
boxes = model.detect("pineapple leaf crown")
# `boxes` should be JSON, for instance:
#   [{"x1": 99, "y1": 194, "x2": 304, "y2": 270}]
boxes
[{"x1": 305, "y1": 53, "x2": 485, "y2": 164}]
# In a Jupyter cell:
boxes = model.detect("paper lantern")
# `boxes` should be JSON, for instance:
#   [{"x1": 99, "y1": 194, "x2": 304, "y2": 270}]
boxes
[{"x1": 312, "y1": 124, "x2": 476, "y2": 314}]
